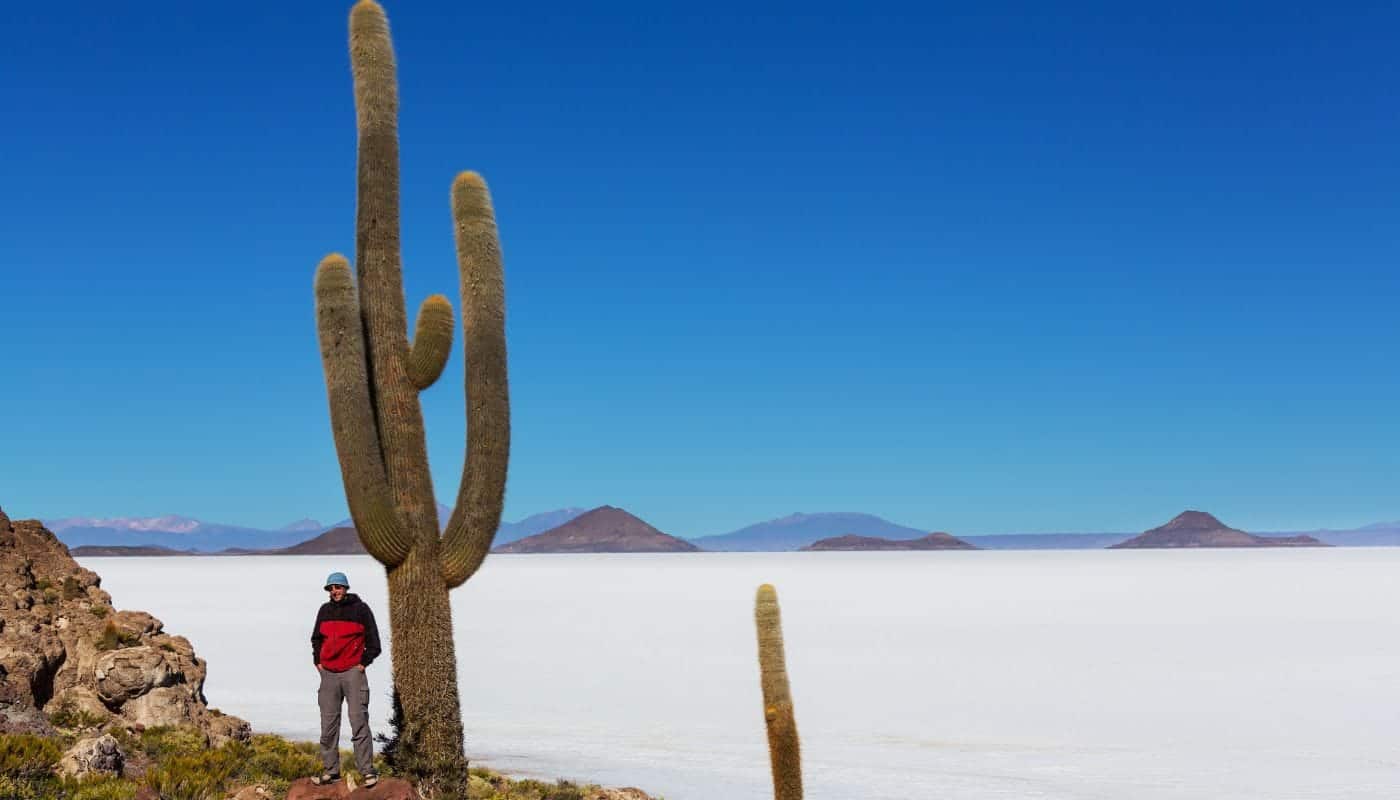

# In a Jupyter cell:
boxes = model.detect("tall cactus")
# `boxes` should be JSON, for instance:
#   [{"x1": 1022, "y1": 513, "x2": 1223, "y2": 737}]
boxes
[
  {"x1": 313, "y1": 0, "x2": 509, "y2": 792},
  {"x1": 755, "y1": 584, "x2": 803, "y2": 800}
]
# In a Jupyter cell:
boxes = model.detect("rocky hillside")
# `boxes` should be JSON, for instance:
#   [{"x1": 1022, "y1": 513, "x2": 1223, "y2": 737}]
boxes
[
  {"x1": 1110, "y1": 511, "x2": 1330, "y2": 549},
  {"x1": 802, "y1": 531, "x2": 978, "y2": 551},
  {"x1": 494, "y1": 506, "x2": 699, "y2": 553},
  {"x1": 0, "y1": 505, "x2": 249, "y2": 747}
]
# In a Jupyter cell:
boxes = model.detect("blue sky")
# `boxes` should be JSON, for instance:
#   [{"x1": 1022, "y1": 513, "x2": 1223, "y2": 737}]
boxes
[{"x1": 2, "y1": 1, "x2": 1397, "y2": 536}]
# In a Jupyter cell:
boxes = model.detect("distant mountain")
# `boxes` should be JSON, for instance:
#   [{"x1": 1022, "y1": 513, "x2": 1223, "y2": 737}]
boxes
[
  {"x1": 47, "y1": 515, "x2": 202, "y2": 534},
  {"x1": 1111, "y1": 511, "x2": 1331, "y2": 549},
  {"x1": 277, "y1": 526, "x2": 365, "y2": 555},
  {"x1": 1261, "y1": 521, "x2": 1400, "y2": 547},
  {"x1": 965, "y1": 532, "x2": 1135, "y2": 550},
  {"x1": 54, "y1": 524, "x2": 310, "y2": 553},
  {"x1": 690, "y1": 512, "x2": 928, "y2": 552},
  {"x1": 70, "y1": 544, "x2": 193, "y2": 557},
  {"x1": 495, "y1": 506, "x2": 699, "y2": 554},
  {"x1": 495, "y1": 508, "x2": 589, "y2": 545},
  {"x1": 279, "y1": 518, "x2": 324, "y2": 533},
  {"x1": 802, "y1": 532, "x2": 978, "y2": 551}
]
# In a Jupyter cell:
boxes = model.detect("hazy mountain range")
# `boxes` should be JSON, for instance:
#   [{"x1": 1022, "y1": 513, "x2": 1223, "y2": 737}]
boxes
[{"x1": 44, "y1": 508, "x2": 1400, "y2": 553}]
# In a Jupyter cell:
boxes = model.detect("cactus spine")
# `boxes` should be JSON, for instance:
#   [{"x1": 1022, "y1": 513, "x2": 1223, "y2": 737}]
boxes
[
  {"x1": 314, "y1": 0, "x2": 509, "y2": 792},
  {"x1": 755, "y1": 584, "x2": 803, "y2": 800}
]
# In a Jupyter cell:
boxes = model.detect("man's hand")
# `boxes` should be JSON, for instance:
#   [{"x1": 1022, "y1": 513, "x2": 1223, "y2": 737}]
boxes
[{"x1": 356, "y1": 664, "x2": 365, "y2": 671}]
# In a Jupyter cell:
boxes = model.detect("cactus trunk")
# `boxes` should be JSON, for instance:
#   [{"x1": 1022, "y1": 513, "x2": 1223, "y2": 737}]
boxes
[
  {"x1": 313, "y1": 1, "x2": 510, "y2": 795},
  {"x1": 386, "y1": 545, "x2": 468, "y2": 788},
  {"x1": 756, "y1": 584, "x2": 803, "y2": 800}
]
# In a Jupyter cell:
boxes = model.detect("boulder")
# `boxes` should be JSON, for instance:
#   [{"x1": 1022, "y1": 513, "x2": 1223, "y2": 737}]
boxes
[
  {"x1": 120, "y1": 685, "x2": 195, "y2": 728},
  {"x1": 202, "y1": 709, "x2": 253, "y2": 747},
  {"x1": 59, "y1": 732, "x2": 124, "y2": 777},
  {"x1": 229, "y1": 786, "x2": 272, "y2": 800},
  {"x1": 286, "y1": 777, "x2": 350, "y2": 800},
  {"x1": 94, "y1": 646, "x2": 178, "y2": 706},
  {"x1": 112, "y1": 609, "x2": 163, "y2": 637},
  {"x1": 286, "y1": 776, "x2": 419, "y2": 800}
]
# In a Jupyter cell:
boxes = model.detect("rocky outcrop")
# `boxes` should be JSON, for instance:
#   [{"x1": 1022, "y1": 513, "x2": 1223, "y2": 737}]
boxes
[{"x1": 0, "y1": 506, "x2": 250, "y2": 756}]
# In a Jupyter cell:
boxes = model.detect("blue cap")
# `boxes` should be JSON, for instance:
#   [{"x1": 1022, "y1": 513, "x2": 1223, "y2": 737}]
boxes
[{"x1": 324, "y1": 572, "x2": 349, "y2": 590}]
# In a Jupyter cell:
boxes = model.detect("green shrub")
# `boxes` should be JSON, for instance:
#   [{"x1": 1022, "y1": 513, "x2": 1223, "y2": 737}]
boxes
[
  {"x1": 63, "y1": 576, "x2": 85, "y2": 601},
  {"x1": 0, "y1": 734, "x2": 62, "y2": 780},
  {"x1": 48, "y1": 703, "x2": 107, "y2": 731},
  {"x1": 137, "y1": 726, "x2": 207, "y2": 761},
  {"x1": 96, "y1": 622, "x2": 140, "y2": 652},
  {"x1": 66, "y1": 775, "x2": 138, "y2": 800},
  {"x1": 143, "y1": 750, "x2": 236, "y2": 800},
  {"x1": 91, "y1": 605, "x2": 109, "y2": 619},
  {"x1": 235, "y1": 735, "x2": 320, "y2": 793},
  {"x1": 0, "y1": 774, "x2": 55, "y2": 800},
  {"x1": 34, "y1": 579, "x2": 52, "y2": 592}
]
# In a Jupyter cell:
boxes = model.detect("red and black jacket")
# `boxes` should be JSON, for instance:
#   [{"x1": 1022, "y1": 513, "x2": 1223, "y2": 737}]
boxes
[{"x1": 311, "y1": 593, "x2": 382, "y2": 672}]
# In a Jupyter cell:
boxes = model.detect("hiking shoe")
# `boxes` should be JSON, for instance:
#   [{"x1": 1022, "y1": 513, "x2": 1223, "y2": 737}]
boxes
[
  {"x1": 310, "y1": 773, "x2": 340, "y2": 786},
  {"x1": 363, "y1": 773, "x2": 380, "y2": 788}
]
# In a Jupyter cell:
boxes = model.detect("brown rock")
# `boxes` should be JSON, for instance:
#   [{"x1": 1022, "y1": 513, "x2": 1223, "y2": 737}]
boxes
[
  {"x1": 112, "y1": 610, "x2": 163, "y2": 637},
  {"x1": 229, "y1": 786, "x2": 273, "y2": 800},
  {"x1": 121, "y1": 685, "x2": 196, "y2": 728},
  {"x1": 352, "y1": 777, "x2": 421, "y2": 800},
  {"x1": 202, "y1": 709, "x2": 253, "y2": 747},
  {"x1": 48, "y1": 685, "x2": 112, "y2": 724},
  {"x1": 94, "y1": 647, "x2": 178, "y2": 706},
  {"x1": 59, "y1": 732, "x2": 124, "y2": 777},
  {"x1": 286, "y1": 777, "x2": 350, "y2": 800},
  {"x1": 286, "y1": 776, "x2": 420, "y2": 800},
  {"x1": 0, "y1": 510, "x2": 249, "y2": 742}
]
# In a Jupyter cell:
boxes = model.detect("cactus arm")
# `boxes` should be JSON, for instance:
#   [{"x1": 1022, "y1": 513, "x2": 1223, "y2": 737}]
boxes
[
  {"x1": 314, "y1": 254, "x2": 413, "y2": 567},
  {"x1": 350, "y1": 0, "x2": 444, "y2": 542},
  {"x1": 350, "y1": 1, "x2": 413, "y2": 433},
  {"x1": 441, "y1": 172, "x2": 511, "y2": 589},
  {"x1": 756, "y1": 584, "x2": 803, "y2": 800},
  {"x1": 407, "y1": 294, "x2": 454, "y2": 390}
]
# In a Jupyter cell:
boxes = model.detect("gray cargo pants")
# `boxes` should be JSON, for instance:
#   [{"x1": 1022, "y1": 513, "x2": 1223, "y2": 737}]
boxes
[{"x1": 318, "y1": 667, "x2": 374, "y2": 776}]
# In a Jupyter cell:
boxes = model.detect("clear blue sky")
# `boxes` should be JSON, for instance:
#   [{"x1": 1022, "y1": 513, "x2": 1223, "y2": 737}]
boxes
[{"x1": 2, "y1": 1, "x2": 1396, "y2": 536}]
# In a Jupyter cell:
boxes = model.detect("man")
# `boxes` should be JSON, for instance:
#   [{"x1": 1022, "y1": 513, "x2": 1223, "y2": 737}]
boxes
[{"x1": 310, "y1": 571, "x2": 381, "y2": 787}]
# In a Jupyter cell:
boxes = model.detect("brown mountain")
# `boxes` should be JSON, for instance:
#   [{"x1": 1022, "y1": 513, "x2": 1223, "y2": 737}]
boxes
[
  {"x1": 275, "y1": 526, "x2": 368, "y2": 555},
  {"x1": 1110, "y1": 511, "x2": 1330, "y2": 549},
  {"x1": 494, "y1": 506, "x2": 700, "y2": 553},
  {"x1": 802, "y1": 532, "x2": 978, "y2": 551}
]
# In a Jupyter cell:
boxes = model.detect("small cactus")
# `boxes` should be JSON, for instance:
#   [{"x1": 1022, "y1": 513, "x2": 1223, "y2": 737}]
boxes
[{"x1": 755, "y1": 584, "x2": 803, "y2": 800}]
